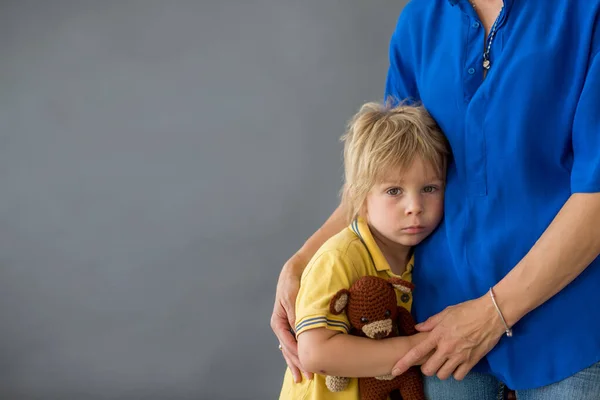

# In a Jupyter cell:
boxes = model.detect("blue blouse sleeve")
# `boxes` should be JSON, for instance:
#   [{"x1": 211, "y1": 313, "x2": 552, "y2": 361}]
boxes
[
  {"x1": 571, "y1": 50, "x2": 600, "y2": 193},
  {"x1": 383, "y1": 7, "x2": 420, "y2": 105}
]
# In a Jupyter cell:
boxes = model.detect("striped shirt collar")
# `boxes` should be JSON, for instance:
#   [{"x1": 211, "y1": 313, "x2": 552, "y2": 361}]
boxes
[{"x1": 350, "y1": 217, "x2": 414, "y2": 275}]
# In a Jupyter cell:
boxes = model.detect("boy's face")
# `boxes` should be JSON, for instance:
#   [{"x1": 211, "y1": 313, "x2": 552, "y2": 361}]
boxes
[{"x1": 364, "y1": 156, "x2": 444, "y2": 248}]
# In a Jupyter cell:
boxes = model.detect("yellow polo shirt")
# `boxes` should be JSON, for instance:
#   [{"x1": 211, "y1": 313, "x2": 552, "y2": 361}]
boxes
[{"x1": 279, "y1": 217, "x2": 414, "y2": 400}]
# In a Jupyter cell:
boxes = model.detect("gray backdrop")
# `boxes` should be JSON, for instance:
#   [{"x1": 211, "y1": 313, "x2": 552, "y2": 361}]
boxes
[{"x1": 0, "y1": 1, "x2": 407, "y2": 398}]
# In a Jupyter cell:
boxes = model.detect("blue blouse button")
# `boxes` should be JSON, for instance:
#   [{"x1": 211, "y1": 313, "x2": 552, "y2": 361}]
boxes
[
  {"x1": 468, "y1": 67, "x2": 475, "y2": 74},
  {"x1": 473, "y1": 21, "x2": 480, "y2": 28}
]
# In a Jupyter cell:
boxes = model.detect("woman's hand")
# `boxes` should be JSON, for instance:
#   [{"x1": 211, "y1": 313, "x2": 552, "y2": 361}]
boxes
[
  {"x1": 270, "y1": 253, "x2": 313, "y2": 383},
  {"x1": 391, "y1": 294, "x2": 507, "y2": 381}
]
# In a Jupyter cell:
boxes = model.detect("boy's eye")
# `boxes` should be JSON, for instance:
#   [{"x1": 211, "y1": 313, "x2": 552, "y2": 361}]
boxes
[
  {"x1": 360, "y1": 317, "x2": 369, "y2": 324},
  {"x1": 423, "y1": 185, "x2": 438, "y2": 193},
  {"x1": 386, "y1": 188, "x2": 402, "y2": 196},
  {"x1": 384, "y1": 310, "x2": 391, "y2": 318}
]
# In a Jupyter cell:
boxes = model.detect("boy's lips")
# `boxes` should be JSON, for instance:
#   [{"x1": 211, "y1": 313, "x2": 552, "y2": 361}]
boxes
[{"x1": 402, "y1": 225, "x2": 425, "y2": 234}]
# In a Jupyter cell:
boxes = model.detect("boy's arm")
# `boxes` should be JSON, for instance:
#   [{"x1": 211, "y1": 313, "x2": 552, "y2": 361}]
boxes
[{"x1": 298, "y1": 328, "x2": 428, "y2": 377}]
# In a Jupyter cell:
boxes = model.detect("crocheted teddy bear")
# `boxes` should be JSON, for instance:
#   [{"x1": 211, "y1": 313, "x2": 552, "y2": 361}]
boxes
[{"x1": 325, "y1": 275, "x2": 425, "y2": 400}]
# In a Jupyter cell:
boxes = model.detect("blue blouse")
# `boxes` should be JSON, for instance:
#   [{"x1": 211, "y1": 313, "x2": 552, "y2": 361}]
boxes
[{"x1": 384, "y1": 0, "x2": 600, "y2": 390}]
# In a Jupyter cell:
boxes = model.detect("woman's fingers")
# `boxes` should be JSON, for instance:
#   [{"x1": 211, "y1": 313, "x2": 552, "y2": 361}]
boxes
[
  {"x1": 272, "y1": 312, "x2": 297, "y2": 355},
  {"x1": 420, "y1": 348, "x2": 449, "y2": 377},
  {"x1": 271, "y1": 300, "x2": 305, "y2": 382},
  {"x1": 271, "y1": 253, "x2": 313, "y2": 382},
  {"x1": 435, "y1": 357, "x2": 462, "y2": 381},
  {"x1": 281, "y1": 348, "x2": 302, "y2": 383},
  {"x1": 272, "y1": 309, "x2": 314, "y2": 382},
  {"x1": 392, "y1": 336, "x2": 437, "y2": 376},
  {"x1": 453, "y1": 360, "x2": 477, "y2": 381}
]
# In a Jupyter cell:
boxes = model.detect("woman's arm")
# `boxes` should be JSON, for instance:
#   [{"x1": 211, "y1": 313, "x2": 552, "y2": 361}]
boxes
[
  {"x1": 270, "y1": 202, "x2": 347, "y2": 382},
  {"x1": 495, "y1": 192, "x2": 600, "y2": 327},
  {"x1": 299, "y1": 328, "x2": 428, "y2": 377},
  {"x1": 391, "y1": 192, "x2": 600, "y2": 381}
]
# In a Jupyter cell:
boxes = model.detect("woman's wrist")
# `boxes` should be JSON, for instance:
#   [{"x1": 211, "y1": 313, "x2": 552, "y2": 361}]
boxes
[
  {"x1": 488, "y1": 287, "x2": 514, "y2": 337},
  {"x1": 491, "y1": 279, "x2": 529, "y2": 329},
  {"x1": 475, "y1": 290, "x2": 512, "y2": 339}
]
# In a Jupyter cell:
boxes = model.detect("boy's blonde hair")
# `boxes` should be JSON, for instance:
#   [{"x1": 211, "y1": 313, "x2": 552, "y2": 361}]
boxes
[{"x1": 341, "y1": 102, "x2": 450, "y2": 223}]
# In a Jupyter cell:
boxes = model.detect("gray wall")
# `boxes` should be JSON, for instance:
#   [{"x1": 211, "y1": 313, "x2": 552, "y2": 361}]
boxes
[{"x1": 0, "y1": 1, "x2": 407, "y2": 399}]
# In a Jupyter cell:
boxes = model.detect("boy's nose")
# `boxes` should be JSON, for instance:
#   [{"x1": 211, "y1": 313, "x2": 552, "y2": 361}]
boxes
[{"x1": 405, "y1": 198, "x2": 423, "y2": 215}]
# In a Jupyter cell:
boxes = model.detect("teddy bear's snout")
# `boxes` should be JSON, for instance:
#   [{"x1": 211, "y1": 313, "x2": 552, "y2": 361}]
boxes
[{"x1": 362, "y1": 318, "x2": 392, "y2": 339}]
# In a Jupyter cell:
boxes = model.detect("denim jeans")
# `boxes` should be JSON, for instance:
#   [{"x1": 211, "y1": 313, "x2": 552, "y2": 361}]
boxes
[{"x1": 424, "y1": 361, "x2": 600, "y2": 400}]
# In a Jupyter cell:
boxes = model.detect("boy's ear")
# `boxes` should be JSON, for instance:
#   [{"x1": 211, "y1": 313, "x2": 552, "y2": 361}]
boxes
[
  {"x1": 329, "y1": 289, "x2": 351, "y2": 315},
  {"x1": 358, "y1": 202, "x2": 368, "y2": 220},
  {"x1": 388, "y1": 277, "x2": 415, "y2": 293}
]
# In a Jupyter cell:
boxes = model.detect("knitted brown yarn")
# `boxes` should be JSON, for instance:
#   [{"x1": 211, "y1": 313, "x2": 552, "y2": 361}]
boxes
[
  {"x1": 328, "y1": 276, "x2": 425, "y2": 400},
  {"x1": 358, "y1": 367, "x2": 424, "y2": 400}
]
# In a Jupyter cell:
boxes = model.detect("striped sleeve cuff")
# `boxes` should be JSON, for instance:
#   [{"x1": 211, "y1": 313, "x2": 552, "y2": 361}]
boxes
[{"x1": 295, "y1": 316, "x2": 350, "y2": 336}]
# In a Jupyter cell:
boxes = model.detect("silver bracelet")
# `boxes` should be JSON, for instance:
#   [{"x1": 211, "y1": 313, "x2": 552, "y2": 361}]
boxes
[{"x1": 489, "y1": 287, "x2": 513, "y2": 337}]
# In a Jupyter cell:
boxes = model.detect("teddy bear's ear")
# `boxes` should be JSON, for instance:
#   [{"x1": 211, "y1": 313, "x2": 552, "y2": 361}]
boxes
[
  {"x1": 388, "y1": 277, "x2": 415, "y2": 293},
  {"x1": 329, "y1": 289, "x2": 351, "y2": 315}
]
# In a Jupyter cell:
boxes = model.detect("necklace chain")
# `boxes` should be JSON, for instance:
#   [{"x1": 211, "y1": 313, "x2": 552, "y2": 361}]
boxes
[{"x1": 469, "y1": 1, "x2": 504, "y2": 70}]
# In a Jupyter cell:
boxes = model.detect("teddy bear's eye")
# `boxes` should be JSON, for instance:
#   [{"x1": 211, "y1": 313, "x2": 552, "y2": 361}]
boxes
[
  {"x1": 384, "y1": 309, "x2": 391, "y2": 318},
  {"x1": 360, "y1": 317, "x2": 369, "y2": 324}
]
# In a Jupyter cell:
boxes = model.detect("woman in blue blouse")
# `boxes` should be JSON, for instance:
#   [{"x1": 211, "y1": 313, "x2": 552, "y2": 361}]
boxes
[{"x1": 271, "y1": 0, "x2": 600, "y2": 398}]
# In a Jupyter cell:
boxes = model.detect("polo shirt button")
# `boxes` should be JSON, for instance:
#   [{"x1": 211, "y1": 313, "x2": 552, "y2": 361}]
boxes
[
  {"x1": 472, "y1": 21, "x2": 480, "y2": 28},
  {"x1": 468, "y1": 67, "x2": 475, "y2": 75},
  {"x1": 401, "y1": 293, "x2": 410, "y2": 303}
]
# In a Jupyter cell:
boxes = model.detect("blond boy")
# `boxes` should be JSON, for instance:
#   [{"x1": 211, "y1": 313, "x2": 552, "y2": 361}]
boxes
[{"x1": 279, "y1": 102, "x2": 450, "y2": 399}]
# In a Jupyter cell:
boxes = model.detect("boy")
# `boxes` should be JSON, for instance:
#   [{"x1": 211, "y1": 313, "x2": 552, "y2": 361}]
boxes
[{"x1": 279, "y1": 102, "x2": 450, "y2": 399}]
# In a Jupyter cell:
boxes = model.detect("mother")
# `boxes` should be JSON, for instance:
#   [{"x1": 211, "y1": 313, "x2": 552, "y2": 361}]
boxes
[{"x1": 272, "y1": 0, "x2": 600, "y2": 398}]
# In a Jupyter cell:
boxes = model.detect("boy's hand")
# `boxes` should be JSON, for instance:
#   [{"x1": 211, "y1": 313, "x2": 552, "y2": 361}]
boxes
[{"x1": 271, "y1": 253, "x2": 314, "y2": 383}]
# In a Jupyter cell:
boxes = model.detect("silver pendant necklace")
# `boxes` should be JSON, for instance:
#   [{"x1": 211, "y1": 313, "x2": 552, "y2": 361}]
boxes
[
  {"x1": 470, "y1": 1, "x2": 504, "y2": 70},
  {"x1": 482, "y1": 7, "x2": 503, "y2": 70}
]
